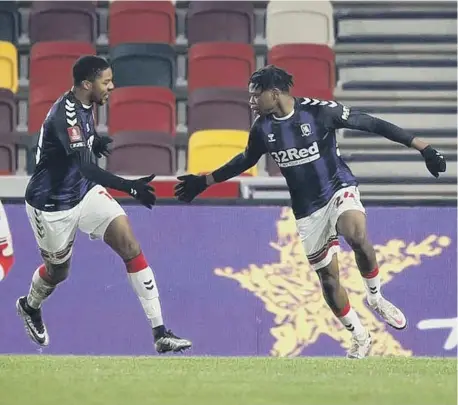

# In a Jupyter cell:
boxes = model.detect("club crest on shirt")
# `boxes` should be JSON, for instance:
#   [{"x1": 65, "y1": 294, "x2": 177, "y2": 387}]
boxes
[{"x1": 300, "y1": 124, "x2": 312, "y2": 137}]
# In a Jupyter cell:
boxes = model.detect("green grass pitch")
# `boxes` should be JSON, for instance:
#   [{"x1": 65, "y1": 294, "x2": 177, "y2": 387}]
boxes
[{"x1": 0, "y1": 356, "x2": 455, "y2": 405}]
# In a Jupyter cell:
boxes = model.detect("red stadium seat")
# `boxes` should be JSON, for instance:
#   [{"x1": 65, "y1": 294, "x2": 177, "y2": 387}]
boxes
[
  {"x1": 268, "y1": 44, "x2": 335, "y2": 97},
  {"x1": 29, "y1": 42, "x2": 96, "y2": 95},
  {"x1": 29, "y1": 1, "x2": 97, "y2": 44},
  {"x1": 28, "y1": 86, "x2": 63, "y2": 134},
  {"x1": 188, "y1": 42, "x2": 255, "y2": 92},
  {"x1": 109, "y1": 1, "x2": 175, "y2": 47},
  {"x1": 106, "y1": 131, "x2": 176, "y2": 175},
  {"x1": 187, "y1": 1, "x2": 254, "y2": 45},
  {"x1": 28, "y1": 42, "x2": 96, "y2": 133},
  {"x1": 108, "y1": 87, "x2": 176, "y2": 136}
]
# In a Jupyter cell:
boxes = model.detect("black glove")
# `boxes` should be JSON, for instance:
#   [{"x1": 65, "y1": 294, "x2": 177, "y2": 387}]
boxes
[
  {"x1": 174, "y1": 174, "x2": 208, "y2": 203},
  {"x1": 421, "y1": 146, "x2": 446, "y2": 178},
  {"x1": 92, "y1": 135, "x2": 113, "y2": 158},
  {"x1": 127, "y1": 174, "x2": 156, "y2": 209}
]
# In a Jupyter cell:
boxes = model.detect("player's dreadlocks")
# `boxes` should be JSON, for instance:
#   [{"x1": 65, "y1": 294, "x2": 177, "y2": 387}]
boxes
[
  {"x1": 73, "y1": 55, "x2": 110, "y2": 86},
  {"x1": 249, "y1": 65, "x2": 294, "y2": 92}
]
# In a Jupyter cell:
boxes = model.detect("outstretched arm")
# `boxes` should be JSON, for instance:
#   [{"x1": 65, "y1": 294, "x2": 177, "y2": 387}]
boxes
[
  {"x1": 333, "y1": 106, "x2": 418, "y2": 148},
  {"x1": 175, "y1": 124, "x2": 266, "y2": 202},
  {"x1": 206, "y1": 129, "x2": 266, "y2": 185},
  {"x1": 328, "y1": 104, "x2": 447, "y2": 177}
]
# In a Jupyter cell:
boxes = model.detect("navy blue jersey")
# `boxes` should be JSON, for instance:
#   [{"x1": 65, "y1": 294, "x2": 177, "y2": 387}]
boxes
[
  {"x1": 248, "y1": 97, "x2": 358, "y2": 218},
  {"x1": 26, "y1": 91, "x2": 98, "y2": 211},
  {"x1": 212, "y1": 97, "x2": 414, "y2": 218}
]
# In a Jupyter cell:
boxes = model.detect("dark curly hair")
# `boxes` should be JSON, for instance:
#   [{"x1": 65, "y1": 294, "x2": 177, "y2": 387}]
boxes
[{"x1": 249, "y1": 65, "x2": 294, "y2": 92}]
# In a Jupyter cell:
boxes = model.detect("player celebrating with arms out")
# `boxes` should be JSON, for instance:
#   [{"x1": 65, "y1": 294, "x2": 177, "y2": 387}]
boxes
[
  {"x1": 175, "y1": 65, "x2": 446, "y2": 359},
  {"x1": 17, "y1": 55, "x2": 191, "y2": 354}
]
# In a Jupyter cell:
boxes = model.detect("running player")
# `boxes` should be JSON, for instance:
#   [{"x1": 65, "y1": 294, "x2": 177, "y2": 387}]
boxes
[
  {"x1": 0, "y1": 200, "x2": 14, "y2": 281},
  {"x1": 175, "y1": 65, "x2": 446, "y2": 359},
  {"x1": 17, "y1": 55, "x2": 191, "y2": 354}
]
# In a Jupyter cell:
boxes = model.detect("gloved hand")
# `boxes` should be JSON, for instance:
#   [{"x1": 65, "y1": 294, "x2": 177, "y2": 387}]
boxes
[
  {"x1": 174, "y1": 174, "x2": 208, "y2": 203},
  {"x1": 127, "y1": 174, "x2": 156, "y2": 209},
  {"x1": 92, "y1": 135, "x2": 113, "y2": 158},
  {"x1": 421, "y1": 146, "x2": 446, "y2": 178}
]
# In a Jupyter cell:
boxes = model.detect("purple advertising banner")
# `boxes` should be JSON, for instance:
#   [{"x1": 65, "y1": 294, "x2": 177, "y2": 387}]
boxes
[{"x1": 0, "y1": 204, "x2": 456, "y2": 357}]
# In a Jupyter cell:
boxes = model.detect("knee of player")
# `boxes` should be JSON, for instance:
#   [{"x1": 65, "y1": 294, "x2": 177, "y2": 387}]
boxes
[
  {"x1": 344, "y1": 230, "x2": 367, "y2": 250},
  {"x1": 317, "y1": 268, "x2": 339, "y2": 291},
  {"x1": 119, "y1": 238, "x2": 141, "y2": 261}
]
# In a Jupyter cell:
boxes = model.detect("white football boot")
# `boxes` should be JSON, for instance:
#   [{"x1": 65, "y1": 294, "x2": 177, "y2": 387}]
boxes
[
  {"x1": 347, "y1": 330, "x2": 372, "y2": 359},
  {"x1": 368, "y1": 296, "x2": 407, "y2": 330}
]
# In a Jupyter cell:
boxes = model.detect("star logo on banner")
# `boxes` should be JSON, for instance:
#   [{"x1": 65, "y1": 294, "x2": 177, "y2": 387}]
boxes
[{"x1": 215, "y1": 207, "x2": 452, "y2": 357}]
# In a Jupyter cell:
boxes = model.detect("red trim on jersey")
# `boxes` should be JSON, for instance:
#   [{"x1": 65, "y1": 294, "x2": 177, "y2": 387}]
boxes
[
  {"x1": 125, "y1": 252, "x2": 148, "y2": 273},
  {"x1": 308, "y1": 240, "x2": 340, "y2": 265}
]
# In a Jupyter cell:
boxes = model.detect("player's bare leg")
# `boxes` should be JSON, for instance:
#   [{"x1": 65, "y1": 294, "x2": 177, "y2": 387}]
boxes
[
  {"x1": 16, "y1": 258, "x2": 71, "y2": 346},
  {"x1": 337, "y1": 210, "x2": 407, "y2": 330},
  {"x1": 316, "y1": 255, "x2": 372, "y2": 359},
  {"x1": 103, "y1": 215, "x2": 192, "y2": 354}
]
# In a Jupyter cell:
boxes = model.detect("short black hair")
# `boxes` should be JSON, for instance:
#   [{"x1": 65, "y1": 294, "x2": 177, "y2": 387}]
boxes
[
  {"x1": 73, "y1": 55, "x2": 110, "y2": 86},
  {"x1": 249, "y1": 65, "x2": 294, "y2": 92}
]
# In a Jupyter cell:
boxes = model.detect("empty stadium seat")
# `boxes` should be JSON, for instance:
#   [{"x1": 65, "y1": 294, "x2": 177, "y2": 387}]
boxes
[
  {"x1": 29, "y1": 41, "x2": 96, "y2": 95},
  {"x1": 29, "y1": 1, "x2": 97, "y2": 44},
  {"x1": 266, "y1": 0, "x2": 335, "y2": 48},
  {"x1": 110, "y1": 43, "x2": 176, "y2": 89},
  {"x1": 108, "y1": 87, "x2": 176, "y2": 136},
  {"x1": 338, "y1": 60, "x2": 457, "y2": 91},
  {"x1": 0, "y1": 89, "x2": 16, "y2": 133},
  {"x1": 0, "y1": 41, "x2": 18, "y2": 93},
  {"x1": 188, "y1": 130, "x2": 257, "y2": 175},
  {"x1": 0, "y1": 133, "x2": 16, "y2": 174},
  {"x1": 187, "y1": 1, "x2": 254, "y2": 45},
  {"x1": 107, "y1": 131, "x2": 176, "y2": 175},
  {"x1": 28, "y1": 87, "x2": 65, "y2": 134},
  {"x1": 109, "y1": 1, "x2": 175, "y2": 46},
  {"x1": 268, "y1": 44, "x2": 335, "y2": 96},
  {"x1": 187, "y1": 88, "x2": 251, "y2": 135},
  {"x1": 188, "y1": 43, "x2": 254, "y2": 92},
  {"x1": 0, "y1": 1, "x2": 19, "y2": 44}
]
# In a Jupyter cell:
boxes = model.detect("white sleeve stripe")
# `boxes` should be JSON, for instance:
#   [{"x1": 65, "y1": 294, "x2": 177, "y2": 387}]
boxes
[{"x1": 301, "y1": 98, "x2": 338, "y2": 108}]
